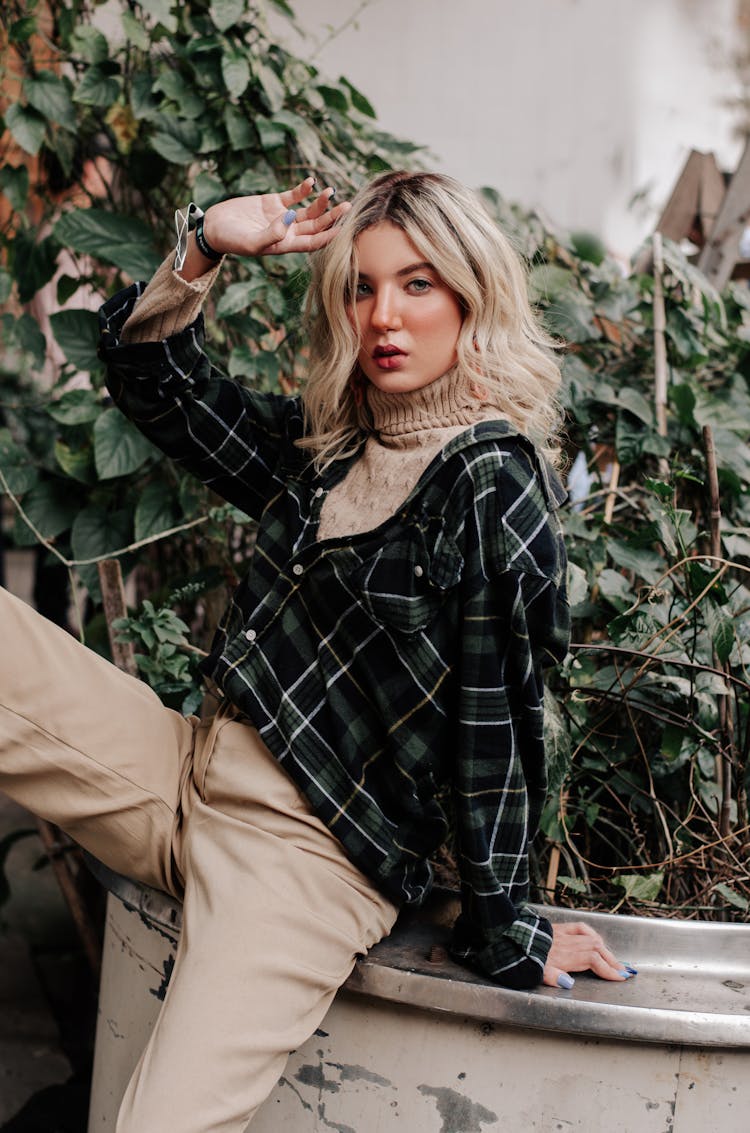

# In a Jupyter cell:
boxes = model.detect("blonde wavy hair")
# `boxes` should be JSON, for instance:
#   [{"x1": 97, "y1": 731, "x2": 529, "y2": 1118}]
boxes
[{"x1": 300, "y1": 171, "x2": 563, "y2": 468}]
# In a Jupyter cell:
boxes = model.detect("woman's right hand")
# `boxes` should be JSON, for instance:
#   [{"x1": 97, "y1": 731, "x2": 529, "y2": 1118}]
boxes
[
  {"x1": 542, "y1": 921, "x2": 636, "y2": 989},
  {"x1": 179, "y1": 177, "x2": 349, "y2": 280}
]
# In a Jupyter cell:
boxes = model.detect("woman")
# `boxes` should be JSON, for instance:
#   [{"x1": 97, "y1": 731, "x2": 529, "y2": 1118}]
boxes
[{"x1": 1, "y1": 172, "x2": 633, "y2": 1133}]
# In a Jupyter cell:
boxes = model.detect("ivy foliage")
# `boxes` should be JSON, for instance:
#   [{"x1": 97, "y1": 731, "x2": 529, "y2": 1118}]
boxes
[
  {"x1": 1, "y1": 3, "x2": 750, "y2": 918},
  {"x1": 482, "y1": 192, "x2": 750, "y2": 919}
]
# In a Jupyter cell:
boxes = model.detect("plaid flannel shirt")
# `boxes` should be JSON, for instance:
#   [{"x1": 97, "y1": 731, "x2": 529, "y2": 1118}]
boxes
[{"x1": 99, "y1": 284, "x2": 570, "y2": 989}]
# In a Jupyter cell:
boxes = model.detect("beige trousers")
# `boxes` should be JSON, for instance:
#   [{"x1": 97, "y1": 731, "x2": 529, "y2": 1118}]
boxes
[{"x1": 0, "y1": 586, "x2": 398, "y2": 1132}]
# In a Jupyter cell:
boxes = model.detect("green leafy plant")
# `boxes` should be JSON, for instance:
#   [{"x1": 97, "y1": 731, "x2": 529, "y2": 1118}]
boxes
[{"x1": 2, "y1": 2, "x2": 749, "y2": 920}]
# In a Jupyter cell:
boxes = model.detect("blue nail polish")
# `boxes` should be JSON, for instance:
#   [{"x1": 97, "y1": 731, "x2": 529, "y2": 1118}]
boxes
[
  {"x1": 623, "y1": 965, "x2": 638, "y2": 975},
  {"x1": 557, "y1": 973, "x2": 575, "y2": 990},
  {"x1": 283, "y1": 209, "x2": 296, "y2": 226}
]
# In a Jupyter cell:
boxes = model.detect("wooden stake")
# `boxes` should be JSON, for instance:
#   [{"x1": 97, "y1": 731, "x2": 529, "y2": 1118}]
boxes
[
  {"x1": 652, "y1": 232, "x2": 669, "y2": 441},
  {"x1": 97, "y1": 558, "x2": 138, "y2": 678},
  {"x1": 703, "y1": 426, "x2": 734, "y2": 839}
]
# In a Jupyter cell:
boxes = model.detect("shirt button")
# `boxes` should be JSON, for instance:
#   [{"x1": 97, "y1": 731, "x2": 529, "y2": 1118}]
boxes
[
  {"x1": 314, "y1": 487, "x2": 324, "y2": 499},
  {"x1": 244, "y1": 629, "x2": 257, "y2": 642},
  {"x1": 413, "y1": 564, "x2": 424, "y2": 578},
  {"x1": 292, "y1": 563, "x2": 304, "y2": 576}
]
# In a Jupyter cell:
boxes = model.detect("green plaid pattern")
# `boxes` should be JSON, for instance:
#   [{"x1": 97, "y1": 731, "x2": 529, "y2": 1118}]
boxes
[{"x1": 100, "y1": 285, "x2": 570, "y2": 988}]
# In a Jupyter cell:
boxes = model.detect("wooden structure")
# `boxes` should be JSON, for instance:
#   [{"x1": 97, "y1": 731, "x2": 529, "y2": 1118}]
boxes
[{"x1": 638, "y1": 141, "x2": 750, "y2": 288}]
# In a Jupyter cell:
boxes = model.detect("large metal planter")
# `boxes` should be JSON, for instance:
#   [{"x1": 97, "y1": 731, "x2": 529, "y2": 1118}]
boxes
[{"x1": 87, "y1": 865, "x2": 750, "y2": 1132}]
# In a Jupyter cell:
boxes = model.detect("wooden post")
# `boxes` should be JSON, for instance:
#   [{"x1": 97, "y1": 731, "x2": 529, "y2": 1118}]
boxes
[
  {"x1": 652, "y1": 232, "x2": 669, "y2": 441},
  {"x1": 98, "y1": 558, "x2": 138, "y2": 678},
  {"x1": 703, "y1": 426, "x2": 734, "y2": 839}
]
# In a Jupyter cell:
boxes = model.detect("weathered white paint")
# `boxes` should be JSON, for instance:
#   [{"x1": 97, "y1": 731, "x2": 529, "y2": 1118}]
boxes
[
  {"x1": 88, "y1": 892, "x2": 750, "y2": 1133},
  {"x1": 271, "y1": 0, "x2": 744, "y2": 259}
]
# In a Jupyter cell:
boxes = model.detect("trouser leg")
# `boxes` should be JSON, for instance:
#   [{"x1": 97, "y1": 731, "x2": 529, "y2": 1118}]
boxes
[
  {"x1": 0, "y1": 585, "x2": 195, "y2": 894},
  {"x1": 116, "y1": 717, "x2": 399, "y2": 1133}
]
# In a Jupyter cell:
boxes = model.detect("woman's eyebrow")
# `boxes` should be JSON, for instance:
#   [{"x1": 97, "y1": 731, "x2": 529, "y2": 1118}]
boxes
[{"x1": 357, "y1": 261, "x2": 436, "y2": 279}]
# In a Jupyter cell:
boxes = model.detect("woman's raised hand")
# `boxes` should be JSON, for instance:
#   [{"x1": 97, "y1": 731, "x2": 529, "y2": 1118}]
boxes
[
  {"x1": 209, "y1": 177, "x2": 348, "y2": 254},
  {"x1": 543, "y1": 921, "x2": 637, "y2": 990}
]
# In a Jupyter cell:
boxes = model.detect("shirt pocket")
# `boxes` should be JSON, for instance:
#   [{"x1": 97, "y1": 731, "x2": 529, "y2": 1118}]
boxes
[{"x1": 352, "y1": 524, "x2": 464, "y2": 636}]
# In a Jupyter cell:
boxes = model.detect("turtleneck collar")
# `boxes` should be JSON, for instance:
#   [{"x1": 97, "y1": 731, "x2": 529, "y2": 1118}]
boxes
[{"x1": 366, "y1": 365, "x2": 502, "y2": 440}]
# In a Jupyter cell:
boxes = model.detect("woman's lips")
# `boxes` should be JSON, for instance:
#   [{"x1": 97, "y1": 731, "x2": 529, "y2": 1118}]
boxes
[{"x1": 373, "y1": 346, "x2": 406, "y2": 370}]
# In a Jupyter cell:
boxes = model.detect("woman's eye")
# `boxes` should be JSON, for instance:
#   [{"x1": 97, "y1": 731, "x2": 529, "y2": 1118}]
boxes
[
  {"x1": 355, "y1": 281, "x2": 372, "y2": 298},
  {"x1": 407, "y1": 278, "x2": 432, "y2": 293}
]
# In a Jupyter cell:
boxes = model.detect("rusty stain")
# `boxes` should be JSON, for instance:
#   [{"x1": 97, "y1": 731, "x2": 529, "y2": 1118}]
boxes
[
  {"x1": 279, "y1": 1076, "x2": 314, "y2": 1112},
  {"x1": 295, "y1": 1063, "x2": 339, "y2": 1094},
  {"x1": 328, "y1": 1062, "x2": 392, "y2": 1088},
  {"x1": 149, "y1": 952, "x2": 174, "y2": 1002},
  {"x1": 418, "y1": 1084, "x2": 498, "y2": 1132},
  {"x1": 316, "y1": 1106, "x2": 356, "y2": 1133}
]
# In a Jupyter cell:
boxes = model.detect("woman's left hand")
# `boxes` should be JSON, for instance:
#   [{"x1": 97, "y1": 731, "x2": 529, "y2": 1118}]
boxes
[{"x1": 542, "y1": 921, "x2": 635, "y2": 989}]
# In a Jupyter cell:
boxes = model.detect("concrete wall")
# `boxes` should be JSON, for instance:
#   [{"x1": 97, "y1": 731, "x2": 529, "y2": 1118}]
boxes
[{"x1": 272, "y1": 0, "x2": 745, "y2": 259}]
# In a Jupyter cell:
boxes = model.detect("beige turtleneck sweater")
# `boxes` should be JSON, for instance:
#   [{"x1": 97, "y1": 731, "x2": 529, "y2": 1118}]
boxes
[{"x1": 121, "y1": 258, "x2": 504, "y2": 538}]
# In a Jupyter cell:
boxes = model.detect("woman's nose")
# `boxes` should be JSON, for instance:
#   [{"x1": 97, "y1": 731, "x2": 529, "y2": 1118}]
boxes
[{"x1": 370, "y1": 287, "x2": 402, "y2": 331}]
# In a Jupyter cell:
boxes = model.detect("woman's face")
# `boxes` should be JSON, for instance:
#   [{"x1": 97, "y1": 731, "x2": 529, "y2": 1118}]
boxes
[{"x1": 349, "y1": 221, "x2": 464, "y2": 394}]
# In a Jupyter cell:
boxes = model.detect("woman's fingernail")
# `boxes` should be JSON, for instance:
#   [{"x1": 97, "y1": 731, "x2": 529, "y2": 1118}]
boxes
[
  {"x1": 557, "y1": 973, "x2": 575, "y2": 990},
  {"x1": 283, "y1": 209, "x2": 296, "y2": 226},
  {"x1": 622, "y1": 964, "x2": 638, "y2": 975},
  {"x1": 328, "y1": 186, "x2": 337, "y2": 199}
]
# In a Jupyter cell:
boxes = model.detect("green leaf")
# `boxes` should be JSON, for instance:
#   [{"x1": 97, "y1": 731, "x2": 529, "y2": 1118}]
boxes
[
  {"x1": 714, "y1": 882, "x2": 749, "y2": 911},
  {"x1": 54, "y1": 439, "x2": 95, "y2": 484},
  {"x1": 8, "y1": 16, "x2": 37, "y2": 44},
  {"x1": 618, "y1": 388, "x2": 654, "y2": 425},
  {"x1": 134, "y1": 480, "x2": 180, "y2": 541},
  {"x1": 150, "y1": 130, "x2": 196, "y2": 164},
  {"x1": 121, "y1": 10, "x2": 151, "y2": 50},
  {"x1": 5, "y1": 313, "x2": 47, "y2": 369},
  {"x1": 274, "y1": 110, "x2": 321, "y2": 164},
  {"x1": 597, "y1": 568, "x2": 633, "y2": 610},
  {"x1": 607, "y1": 540, "x2": 663, "y2": 583},
  {"x1": 256, "y1": 117, "x2": 286, "y2": 150},
  {"x1": 73, "y1": 67, "x2": 122, "y2": 108},
  {"x1": 49, "y1": 309, "x2": 102, "y2": 373},
  {"x1": 317, "y1": 84, "x2": 348, "y2": 113},
  {"x1": 210, "y1": 0, "x2": 246, "y2": 32},
  {"x1": 705, "y1": 600, "x2": 735, "y2": 664},
  {"x1": 528, "y1": 264, "x2": 576, "y2": 303},
  {"x1": 215, "y1": 281, "x2": 263, "y2": 318},
  {"x1": 12, "y1": 231, "x2": 59, "y2": 304},
  {"x1": 47, "y1": 388, "x2": 102, "y2": 426},
  {"x1": 56, "y1": 274, "x2": 81, "y2": 306},
  {"x1": 24, "y1": 72, "x2": 77, "y2": 132},
  {"x1": 543, "y1": 691, "x2": 570, "y2": 794},
  {"x1": 70, "y1": 25, "x2": 110, "y2": 64},
  {"x1": 94, "y1": 410, "x2": 157, "y2": 479},
  {"x1": 256, "y1": 64, "x2": 286, "y2": 112},
  {"x1": 670, "y1": 382, "x2": 697, "y2": 427},
  {"x1": 543, "y1": 295, "x2": 599, "y2": 344},
  {"x1": 0, "y1": 429, "x2": 39, "y2": 495},
  {"x1": 222, "y1": 47, "x2": 250, "y2": 97},
  {"x1": 71, "y1": 505, "x2": 132, "y2": 565},
  {"x1": 341, "y1": 77, "x2": 376, "y2": 118},
  {"x1": 12, "y1": 479, "x2": 80, "y2": 546},
  {"x1": 53, "y1": 208, "x2": 160, "y2": 279},
  {"x1": 612, "y1": 871, "x2": 664, "y2": 902},
  {"x1": 140, "y1": 0, "x2": 178, "y2": 33},
  {"x1": 224, "y1": 104, "x2": 253, "y2": 149},
  {"x1": 556, "y1": 875, "x2": 588, "y2": 895},
  {"x1": 152, "y1": 71, "x2": 205, "y2": 118},
  {"x1": 5, "y1": 103, "x2": 47, "y2": 156},
  {"x1": 0, "y1": 164, "x2": 30, "y2": 212}
]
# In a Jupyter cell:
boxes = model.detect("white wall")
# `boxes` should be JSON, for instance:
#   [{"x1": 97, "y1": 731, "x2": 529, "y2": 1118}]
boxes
[{"x1": 272, "y1": 0, "x2": 744, "y2": 259}]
